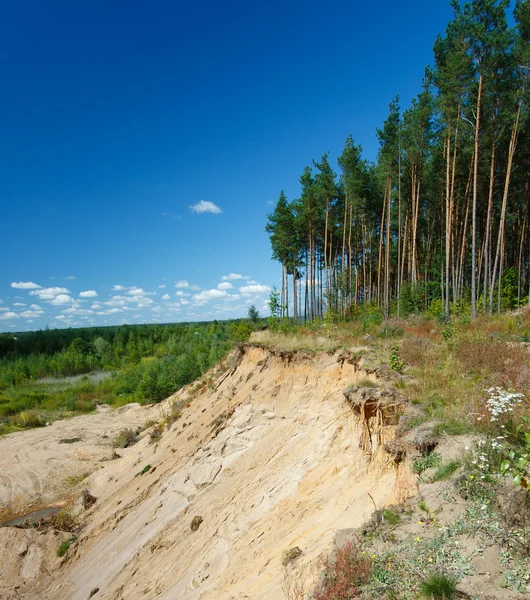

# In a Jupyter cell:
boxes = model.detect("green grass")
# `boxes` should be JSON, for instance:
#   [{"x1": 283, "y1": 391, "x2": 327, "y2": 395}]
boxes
[
  {"x1": 431, "y1": 460, "x2": 462, "y2": 482},
  {"x1": 57, "y1": 536, "x2": 77, "y2": 557},
  {"x1": 419, "y1": 572, "x2": 458, "y2": 599}
]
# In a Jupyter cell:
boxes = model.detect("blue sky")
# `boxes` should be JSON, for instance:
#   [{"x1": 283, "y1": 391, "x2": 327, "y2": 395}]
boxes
[{"x1": 0, "y1": 0, "x2": 458, "y2": 331}]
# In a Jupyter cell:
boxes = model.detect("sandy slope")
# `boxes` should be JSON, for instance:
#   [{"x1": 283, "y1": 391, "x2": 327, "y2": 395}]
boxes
[
  {"x1": 1, "y1": 345, "x2": 416, "y2": 600},
  {"x1": 0, "y1": 402, "x2": 161, "y2": 518}
]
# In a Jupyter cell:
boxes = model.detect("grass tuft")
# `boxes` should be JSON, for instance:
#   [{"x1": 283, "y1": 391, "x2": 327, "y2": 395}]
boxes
[{"x1": 419, "y1": 572, "x2": 458, "y2": 599}]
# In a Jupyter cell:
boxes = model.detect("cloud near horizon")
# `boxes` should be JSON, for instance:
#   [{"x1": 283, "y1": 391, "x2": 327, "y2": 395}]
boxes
[{"x1": 189, "y1": 200, "x2": 222, "y2": 215}]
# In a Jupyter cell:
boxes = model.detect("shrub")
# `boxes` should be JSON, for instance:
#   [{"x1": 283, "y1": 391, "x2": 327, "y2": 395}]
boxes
[
  {"x1": 53, "y1": 509, "x2": 77, "y2": 532},
  {"x1": 113, "y1": 428, "x2": 138, "y2": 448},
  {"x1": 57, "y1": 536, "x2": 77, "y2": 557},
  {"x1": 11, "y1": 409, "x2": 46, "y2": 428},
  {"x1": 419, "y1": 572, "x2": 458, "y2": 599},
  {"x1": 313, "y1": 540, "x2": 371, "y2": 600}
]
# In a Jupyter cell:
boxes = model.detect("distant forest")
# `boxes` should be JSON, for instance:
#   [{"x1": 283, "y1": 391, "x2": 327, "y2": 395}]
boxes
[
  {"x1": 266, "y1": 0, "x2": 530, "y2": 321},
  {"x1": 0, "y1": 320, "x2": 252, "y2": 387}
]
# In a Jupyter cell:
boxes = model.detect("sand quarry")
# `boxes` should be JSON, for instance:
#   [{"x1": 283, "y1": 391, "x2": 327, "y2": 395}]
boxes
[{"x1": 0, "y1": 345, "x2": 417, "y2": 599}]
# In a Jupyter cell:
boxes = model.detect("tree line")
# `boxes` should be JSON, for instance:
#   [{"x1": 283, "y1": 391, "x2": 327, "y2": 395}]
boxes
[{"x1": 266, "y1": 0, "x2": 530, "y2": 321}]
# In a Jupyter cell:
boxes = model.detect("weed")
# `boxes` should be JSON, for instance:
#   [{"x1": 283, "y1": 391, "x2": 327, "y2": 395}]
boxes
[
  {"x1": 381, "y1": 508, "x2": 400, "y2": 526},
  {"x1": 11, "y1": 410, "x2": 46, "y2": 428},
  {"x1": 139, "y1": 464, "x2": 151, "y2": 476},
  {"x1": 112, "y1": 428, "x2": 138, "y2": 449},
  {"x1": 53, "y1": 509, "x2": 77, "y2": 532},
  {"x1": 59, "y1": 437, "x2": 82, "y2": 444},
  {"x1": 413, "y1": 451, "x2": 441, "y2": 475},
  {"x1": 149, "y1": 424, "x2": 164, "y2": 443},
  {"x1": 313, "y1": 540, "x2": 371, "y2": 600},
  {"x1": 419, "y1": 572, "x2": 458, "y2": 599},
  {"x1": 282, "y1": 546, "x2": 302, "y2": 566},
  {"x1": 57, "y1": 536, "x2": 77, "y2": 557},
  {"x1": 65, "y1": 472, "x2": 91, "y2": 487},
  {"x1": 431, "y1": 460, "x2": 462, "y2": 482}
]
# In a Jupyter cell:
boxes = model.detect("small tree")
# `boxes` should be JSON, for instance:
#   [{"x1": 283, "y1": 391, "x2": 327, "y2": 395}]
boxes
[{"x1": 247, "y1": 304, "x2": 260, "y2": 324}]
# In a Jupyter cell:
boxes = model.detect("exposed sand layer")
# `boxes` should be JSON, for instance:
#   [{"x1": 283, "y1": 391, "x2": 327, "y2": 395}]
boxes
[{"x1": 0, "y1": 345, "x2": 416, "y2": 600}]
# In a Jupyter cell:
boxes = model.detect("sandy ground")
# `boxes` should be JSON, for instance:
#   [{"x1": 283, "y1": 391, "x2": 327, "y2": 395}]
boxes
[
  {"x1": 0, "y1": 346, "x2": 417, "y2": 600},
  {"x1": 0, "y1": 402, "x2": 161, "y2": 518}
]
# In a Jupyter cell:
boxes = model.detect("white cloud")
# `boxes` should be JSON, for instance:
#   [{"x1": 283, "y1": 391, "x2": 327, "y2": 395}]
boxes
[
  {"x1": 126, "y1": 287, "x2": 147, "y2": 296},
  {"x1": 189, "y1": 200, "x2": 222, "y2": 214},
  {"x1": 180, "y1": 299, "x2": 190, "y2": 305},
  {"x1": 30, "y1": 304, "x2": 41, "y2": 310},
  {"x1": 175, "y1": 280, "x2": 189, "y2": 288},
  {"x1": 0, "y1": 311, "x2": 19, "y2": 320},
  {"x1": 193, "y1": 289, "x2": 229, "y2": 304},
  {"x1": 62, "y1": 308, "x2": 94, "y2": 315},
  {"x1": 91, "y1": 303, "x2": 103, "y2": 309},
  {"x1": 55, "y1": 315, "x2": 66, "y2": 320},
  {"x1": 79, "y1": 290, "x2": 98, "y2": 298},
  {"x1": 175, "y1": 291, "x2": 190, "y2": 297},
  {"x1": 64, "y1": 275, "x2": 76, "y2": 280},
  {"x1": 161, "y1": 294, "x2": 170, "y2": 300},
  {"x1": 50, "y1": 294, "x2": 74, "y2": 305},
  {"x1": 217, "y1": 282, "x2": 233, "y2": 290},
  {"x1": 11, "y1": 281, "x2": 41, "y2": 289},
  {"x1": 240, "y1": 284, "x2": 271, "y2": 295},
  {"x1": 221, "y1": 273, "x2": 249, "y2": 281},
  {"x1": 30, "y1": 287, "x2": 70, "y2": 300},
  {"x1": 0, "y1": 307, "x2": 9, "y2": 312},
  {"x1": 158, "y1": 284, "x2": 166, "y2": 289},
  {"x1": 13, "y1": 302, "x2": 27, "y2": 306},
  {"x1": 112, "y1": 285, "x2": 128, "y2": 291},
  {"x1": 19, "y1": 310, "x2": 45, "y2": 318}
]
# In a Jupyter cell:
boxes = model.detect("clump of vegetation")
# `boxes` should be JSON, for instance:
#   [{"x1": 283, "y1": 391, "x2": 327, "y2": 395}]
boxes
[
  {"x1": 419, "y1": 572, "x2": 458, "y2": 599},
  {"x1": 11, "y1": 409, "x2": 46, "y2": 429},
  {"x1": 190, "y1": 516, "x2": 203, "y2": 532},
  {"x1": 431, "y1": 460, "x2": 461, "y2": 482},
  {"x1": 113, "y1": 428, "x2": 138, "y2": 449},
  {"x1": 313, "y1": 540, "x2": 371, "y2": 600},
  {"x1": 149, "y1": 423, "x2": 164, "y2": 443},
  {"x1": 139, "y1": 464, "x2": 151, "y2": 476},
  {"x1": 57, "y1": 536, "x2": 77, "y2": 557},
  {"x1": 59, "y1": 437, "x2": 82, "y2": 444},
  {"x1": 53, "y1": 508, "x2": 77, "y2": 532},
  {"x1": 413, "y1": 451, "x2": 441, "y2": 475},
  {"x1": 389, "y1": 344, "x2": 404, "y2": 372},
  {"x1": 282, "y1": 546, "x2": 302, "y2": 566}
]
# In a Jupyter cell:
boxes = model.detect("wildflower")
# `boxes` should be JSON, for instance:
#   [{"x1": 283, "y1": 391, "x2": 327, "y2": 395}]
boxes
[
  {"x1": 480, "y1": 505, "x2": 487, "y2": 511},
  {"x1": 371, "y1": 554, "x2": 376, "y2": 559},
  {"x1": 415, "y1": 537, "x2": 421, "y2": 542},
  {"x1": 469, "y1": 475, "x2": 474, "y2": 480},
  {"x1": 428, "y1": 557, "x2": 433, "y2": 563}
]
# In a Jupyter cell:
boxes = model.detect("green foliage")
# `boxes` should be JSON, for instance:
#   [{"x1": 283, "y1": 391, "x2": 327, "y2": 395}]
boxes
[
  {"x1": 57, "y1": 536, "x2": 77, "y2": 557},
  {"x1": 419, "y1": 572, "x2": 458, "y2": 599},
  {"x1": 247, "y1": 304, "x2": 260, "y2": 324},
  {"x1": 0, "y1": 320, "x2": 250, "y2": 433},
  {"x1": 413, "y1": 451, "x2": 441, "y2": 475},
  {"x1": 431, "y1": 460, "x2": 462, "y2": 482},
  {"x1": 139, "y1": 464, "x2": 151, "y2": 476},
  {"x1": 389, "y1": 344, "x2": 404, "y2": 372}
]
